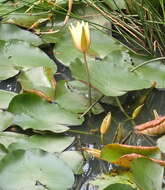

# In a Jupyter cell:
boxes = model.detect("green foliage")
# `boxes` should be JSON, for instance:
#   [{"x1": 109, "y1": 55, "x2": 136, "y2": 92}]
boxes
[
  {"x1": 0, "y1": 149, "x2": 75, "y2": 190},
  {"x1": 131, "y1": 158, "x2": 164, "y2": 190},
  {"x1": 0, "y1": 0, "x2": 164, "y2": 189},
  {"x1": 7, "y1": 93, "x2": 83, "y2": 133}
]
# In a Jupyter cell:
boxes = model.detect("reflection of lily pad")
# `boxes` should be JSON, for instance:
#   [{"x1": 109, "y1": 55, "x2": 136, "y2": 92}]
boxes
[
  {"x1": 0, "y1": 149, "x2": 75, "y2": 190},
  {"x1": 8, "y1": 93, "x2": 83, "y2": 133}
]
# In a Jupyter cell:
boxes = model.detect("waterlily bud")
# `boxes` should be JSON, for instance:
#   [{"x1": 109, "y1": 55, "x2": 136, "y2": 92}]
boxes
[
  {"x1": 132, "y1": 104, "x2": 144, "y2": 119},
  {"x1": 100, "y1": 112, "x2": 112, "y2": 135},
  {"x1": 69, "y1": 21, "x2": 90, "y2": 53}
]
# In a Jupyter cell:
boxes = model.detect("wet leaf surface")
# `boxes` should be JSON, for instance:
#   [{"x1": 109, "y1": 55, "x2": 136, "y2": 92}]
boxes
[
  {"x1": 0, "y1": 111, "x2": 14, "y2": 131},
  {"x1": 0, "y1": 23, "x2": 42, "y2": 46},
  {"x1": 0, "y1": 149, "x2": 75, "y2": 190},
  {"x1": 8, "y1": 93, "x2": 84, "y2": 133},
  {"x1": 0, "y1": 90, "x2": 17, "y2": 109},
  {"x1": 131, "y1": 158, "x2": 164, "y2": 190},
  {"x1": 18, "y1": 67, "x2": 56, "y2": 101},
  {"x1": 0, "y1": 132, "x2": 74, "y2": 153}
]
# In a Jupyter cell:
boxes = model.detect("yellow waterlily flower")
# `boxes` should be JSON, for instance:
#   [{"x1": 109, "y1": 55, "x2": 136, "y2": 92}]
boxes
[{"x1": 69, "y1": 21, "x2": 90, "y2": 53}]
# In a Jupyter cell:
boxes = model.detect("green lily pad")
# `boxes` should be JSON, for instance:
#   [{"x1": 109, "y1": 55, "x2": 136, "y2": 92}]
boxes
[
  {"x1": 0, "y1": 40, "x2": 55, "y2": 69},
  {"x1": 4, "y1": 11, "x2": 51, "y2": 29},
  {"x1": 8, "y1": 93, "x2": 83, "y2": 133},
  {"x1": 104, "y1": 184, "x2": 137, "y2": 190},
  {"x1": 55, "y1": 80, "x2": 104, "y2": 114},
  {"x1": 104, "y1": 0, "x2": 126, "y2": 10},
  {"x1": 101, "y1": 144, "x2": 161, "y2": 163},
  {"x1": 131, "y1": 158, "x2": 164, "y2": 190},
  {"x1": 0, "y1": 90, "x2": 17, "y2": 109},
  {"x1": 0, "y1": 132, "x2": 74, "y2": 153},
  {"x1": 90, "y1": 172, "x2": 138, "y2": 190},
  {"x1": 60, "y1": 151, "x2": 84, "y2": 174},
  {"x1": 54, "y1": 29, "x2": 122, "y2": 66},
  {"x1": 0, "y1": 143, "x2": 8, "y2": 161},
  {"x1": 0, "y1": 149, "x2": 75, "y2": 190},
  {"x1": 0, "y1": 51, "x2": 19, "y2": 80},
  {"x1": 0, "y1": 132, "x2": 27, "y2": 149},
  {"x1": 157, "y1": 135, "x2": 165, "y2": 153},
  {"x1": 131, "y1": 54, "x2": 165, "y2": 88},
  {"x1": 55, "y1": 80, "x2": 88, "y2": 113},
  {"x1": 0, "y1": 40, "x2": 56, "y2": 80},
  {"x1": 70, "y1": 52, "x2": 151, "y2": 96},
  {"x1": 0, "y1": 23, "x2": 42, "y2": 46},
  {"x1": 0, "y1": 111, "x2": 14, "y2": 131},
  {"x1": 18, "y1": 67, "x2": 56, "y2": 101}
]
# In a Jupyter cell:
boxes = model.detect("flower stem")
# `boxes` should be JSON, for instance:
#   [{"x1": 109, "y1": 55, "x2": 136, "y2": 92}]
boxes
[{"x1": 83, "y1": 52, "x2": 92, "y2": 107}]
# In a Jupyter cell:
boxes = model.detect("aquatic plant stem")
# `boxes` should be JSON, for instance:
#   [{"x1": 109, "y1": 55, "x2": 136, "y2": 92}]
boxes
[
  {"x1": 80, "y1": 95, "x2": 104, "y2": 118},
  {"x1": 83, "y1": 52, "x2": 92, "y2": 107}
]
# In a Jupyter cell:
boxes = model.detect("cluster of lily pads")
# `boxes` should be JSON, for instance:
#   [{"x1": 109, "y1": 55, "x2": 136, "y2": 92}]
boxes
[{"x1": 0, "y1": 0, "x2": 165, "y2": 190}]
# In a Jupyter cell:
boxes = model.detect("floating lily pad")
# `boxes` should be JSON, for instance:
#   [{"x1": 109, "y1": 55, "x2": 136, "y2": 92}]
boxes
[
  {"x1": 101, "y1": 144, "x2": 161, "y2": 163},
  {"x1": 4, "y1": 11, "x2": 51, "y2": 29},
  {"x1": 157, "y1": 135, "x2": 165, "y2": 153},
  {"x1": 60, "y1": 151, "x2": 84, "y2": 174},
  {"x1": 1, "y1": 40, "x2": 55, "y2": 69},
  {"x1": 104, "y1": 0, "x2": 126, "y2": 10},
  {"x1": 0, "y1": 23, "x2": 42, "y2": 46},
  {"x1": 0, "y1": 132, "x2": 74, "y2": 153},
  {"x1": 0, "y1": 111, "x2": 14, "y2": 131},
  {"x1": 90, "y1": 172, "x2": 137, "y2": 190},
  {"x1": 55, "y1": 80, "x2": 88, "y2": 113},
  {"x1": 0, "y1": 90, "x2": 17, "y2": 109},
  {"x1": 18, "y1": 67, "x2": 56, "y2": 101},
  {"x1": 0, "y1": 149, "x2": 75, "y2": 190},
  {"x1": 8, "y1": 93, "x2": 83, "y2": 133},
  {"x1": 0, "y1": 143, "x2": 8, "y2": 161},
  {"x1": 55, "y1": 80, "x2": 104, "y2": 114},
  {"x1": 0, "y1": 52, "x2": 19, "y2": 80},
  {"x1": 54, "y1": 29, "x2": 122, "y2": 66},
  {"x1": 70, "y1": 52, "x2": 151, "y2": 96},
  {"x1": 131, "y1": 158, "x2": 164, "y2": 190}
]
